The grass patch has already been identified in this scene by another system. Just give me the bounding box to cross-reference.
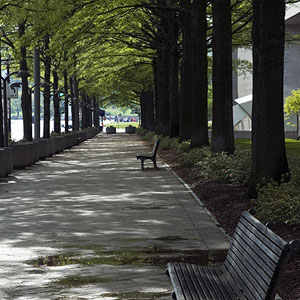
[54,275,112,288]
[235,138,300,158]
[27,246,209,268]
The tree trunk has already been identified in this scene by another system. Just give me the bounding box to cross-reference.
[87,96,91,127]
[168,5,180,138]
[140,91,146,129]
[64,68,69,133]
[179,0,192,142]
[146,90,155,131]
[19,22,32,142]
[0,48,4,147]
[154,1,170,136]
[53,70,60,134]
[152,57,159,133]
[93,97,99,128]
[248,0,289,198]
[81,91,87,129]
[73,76,80,131]
[211,0,234,153]
[190,0,209,148]
[70,77,76,132]
[43,35,51,139]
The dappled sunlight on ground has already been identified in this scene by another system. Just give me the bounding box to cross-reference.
[0,133,228,299]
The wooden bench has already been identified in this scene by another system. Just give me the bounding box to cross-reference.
[166,211,299,300]
[137,138,160,171]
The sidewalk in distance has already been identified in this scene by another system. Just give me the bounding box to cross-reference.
[0,133,229,299]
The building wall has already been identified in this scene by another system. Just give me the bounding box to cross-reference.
[234,38,300,133]
[236,48,253,98]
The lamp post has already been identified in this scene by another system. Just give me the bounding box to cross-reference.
[2,70,31,146]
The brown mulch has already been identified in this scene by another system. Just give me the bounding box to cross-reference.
[157,148,300,300]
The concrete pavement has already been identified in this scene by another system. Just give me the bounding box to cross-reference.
[0,133,230,299]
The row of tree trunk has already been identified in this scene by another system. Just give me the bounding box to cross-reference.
[0,27,100,145]
[140,0,289,197]
[141,0,232,152]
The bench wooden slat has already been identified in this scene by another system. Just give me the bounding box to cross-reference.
[179,263,204,299]
[201,266,233,300]
[230,230,276,277]
[225,253,262,300]
[233,226,281,265]
[167,262,189,300]
[239,218,284,255]
[230,240,272,286]
[194,264,221,299]
[240,211,286,249]
[220,265,248,300]
[209,267,237,300]
[186,263,211,299]
[166,211,296,300]
[226,247,267,297]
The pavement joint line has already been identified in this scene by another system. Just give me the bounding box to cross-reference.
[157,154,231,242]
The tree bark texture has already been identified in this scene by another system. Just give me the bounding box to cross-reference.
[73,76,80,131]
[248,0,289,197]
[190,0,209,148]
[152,57,159,133]
[70,77,76,132]
[43,35,51,139]
[87,95,92,127]
[93,97,99,128]
[19,22,32,142]
[53,70,61,134]
[211,0,234,154]
[153,1,170,136]
[64,69,69,133]
[140,90,155,131]
[81,91,87,129]
[168,3,180,138]
[179,0,192,142]
[0,49,4,147]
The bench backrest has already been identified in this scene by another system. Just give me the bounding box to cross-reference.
[152,139,160,156]
[223,211,292,300]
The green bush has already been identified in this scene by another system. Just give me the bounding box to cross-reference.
[255,161,300,224]
[136,128,156,140]
[256,181,300,224]
[180,147,209,166]
[159,136,179,151]
[177,141,191,154]
[193,146,251,185]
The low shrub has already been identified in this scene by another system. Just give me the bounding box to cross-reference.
[136,128,156,140]
[192,146,251,185]
[159,136,179,151]
[255,160,300,224]
[180,147,209,166]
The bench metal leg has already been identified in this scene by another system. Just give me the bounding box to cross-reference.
[152,158,157,168]
[171,291,177,300]
[140,159,145,171]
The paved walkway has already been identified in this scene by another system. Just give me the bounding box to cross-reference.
[0,133,230,300]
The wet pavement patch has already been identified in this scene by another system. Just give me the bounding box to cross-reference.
[54,275,112,288]
[100,291,171,299]
[155,236,188,241]
[28,246,209,267]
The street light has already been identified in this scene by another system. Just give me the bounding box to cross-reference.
[1,70,31,146]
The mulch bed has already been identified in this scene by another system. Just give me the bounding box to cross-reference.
[157,147,300,300]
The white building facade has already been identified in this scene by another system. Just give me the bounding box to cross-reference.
[233,3,300,138]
